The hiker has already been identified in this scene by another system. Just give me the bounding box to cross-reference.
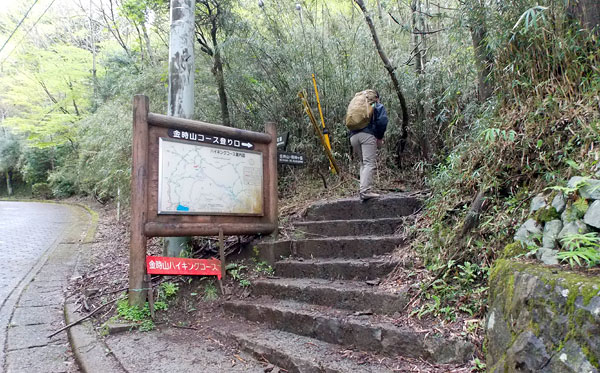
[347,89,388,201]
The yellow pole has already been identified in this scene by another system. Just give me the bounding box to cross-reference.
[311,74,335,174]
[298,91,340,175]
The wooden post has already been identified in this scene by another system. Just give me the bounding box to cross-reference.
[129,95,149,307]
[265,122,279,238]
[218,228,225,295]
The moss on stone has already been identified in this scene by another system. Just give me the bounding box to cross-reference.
[501,242,529,259]
[582,344,599,369]
[534,206,559,223]
[573,197,589,217]
[489,259,600,370]
[529,320,541,337]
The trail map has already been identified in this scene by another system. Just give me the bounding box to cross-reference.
[158,138,263,215]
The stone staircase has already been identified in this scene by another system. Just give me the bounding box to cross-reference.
[220,194,474,372]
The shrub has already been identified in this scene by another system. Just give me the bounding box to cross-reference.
[32,183,53,199]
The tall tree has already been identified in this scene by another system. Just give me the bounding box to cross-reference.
[0,127,21,195]
[164,0,195,258]
[465,0,493,102]
[567,0,600,33]
[195,0,230,126]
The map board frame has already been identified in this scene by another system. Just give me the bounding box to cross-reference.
[157,138,264,216]
[129,95,278,306]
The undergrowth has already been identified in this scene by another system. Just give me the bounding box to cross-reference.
[406,3,600,321]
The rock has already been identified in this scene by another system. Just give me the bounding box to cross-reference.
[584,200,600,229]
[530,194,547,213]
[552,193,566,213]
[548,340,599,373]
[561,206,579,223]
[264,364,275,372]
[558,220,590,241]
[365,278,381,286]
[106,322,138,335]
[505,330,550,372]
[486,308,513,364]
[487,260,600,372]
[83,288,99,297]
[540,249,558,265]
[542,219,562,249]
[568,176,600,200]
[514,219,542,247]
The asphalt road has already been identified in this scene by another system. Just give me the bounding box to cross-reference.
[0,201,80,372]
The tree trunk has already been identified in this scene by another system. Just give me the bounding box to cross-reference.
[567,0,600,34]
[354,0,409,163]
[411,0,424,120]
[142,24,155,64]
[471,25,493,102]
[211,22,230,126]
[165,0,195,257]
[5,170,12,196]
[468,0,493,102]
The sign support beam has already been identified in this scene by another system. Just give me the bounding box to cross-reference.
[130,95,150,307]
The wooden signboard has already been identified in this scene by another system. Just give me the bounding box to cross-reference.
[130,95,277,306]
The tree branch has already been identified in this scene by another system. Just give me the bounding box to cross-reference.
[354,0,409,147]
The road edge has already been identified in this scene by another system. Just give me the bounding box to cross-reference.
[61,203,126,373]
[64,302,125,373]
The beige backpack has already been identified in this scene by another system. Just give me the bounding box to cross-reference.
[345,89,378,131]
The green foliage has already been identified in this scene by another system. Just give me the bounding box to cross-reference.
[139,319,156,332]
[409,0,600,321]
[203,282,219,301]
[501,242,529,259]
[253,259,274,276]
[1,44,92,148]
[534,207,559,223]
[32,183,53,199]
[413,261,489,321]
[558,233,600,268]
[0,128,21,173]
[116,298,151,322]
[226,262,251,286]
[471,357,487,372]
[572,198,589,217]
[159,281,179,299]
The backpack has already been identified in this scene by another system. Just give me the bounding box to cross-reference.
[345,90,378,131]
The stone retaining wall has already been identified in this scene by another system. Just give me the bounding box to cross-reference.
[486,259,600,372]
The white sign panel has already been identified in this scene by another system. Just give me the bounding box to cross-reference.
[158,138,263,215]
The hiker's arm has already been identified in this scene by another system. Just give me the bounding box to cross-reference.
[373,104,388,139]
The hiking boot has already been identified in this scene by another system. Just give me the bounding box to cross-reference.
[360,192,381,201]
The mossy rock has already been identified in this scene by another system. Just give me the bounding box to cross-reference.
[534,206,559,223]
[501,241,530,259]
[573,197,589,217]
[487,259,600,370]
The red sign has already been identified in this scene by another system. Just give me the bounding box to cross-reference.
[146,256,222,279]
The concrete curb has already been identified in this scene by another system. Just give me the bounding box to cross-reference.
[64,303,125,373]
[59,202,125,372]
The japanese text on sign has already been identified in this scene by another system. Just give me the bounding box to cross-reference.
[146,256,222,279]
[278,151,305,165]
[168,128,254,150]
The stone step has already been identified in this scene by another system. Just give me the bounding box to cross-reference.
[304,194,421,221]
[223,299,474,364]
[213,319,392,373]
[258,236,403,263]
[253,277,408,315]
[293,218,404,237]
[274,257,397,281]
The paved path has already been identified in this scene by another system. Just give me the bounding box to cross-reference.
[0,201,90,373]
